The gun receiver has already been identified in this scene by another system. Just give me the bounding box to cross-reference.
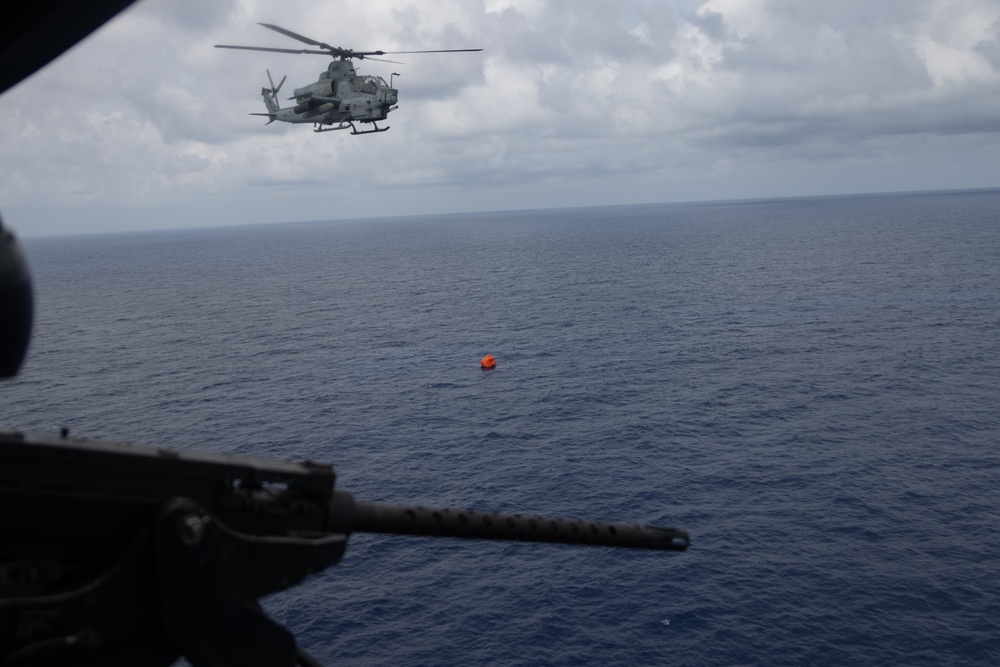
[1,429,688,666]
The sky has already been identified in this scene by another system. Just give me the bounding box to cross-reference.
[1,0,998,237]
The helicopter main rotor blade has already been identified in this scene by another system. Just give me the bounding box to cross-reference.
[361,56,406,65]
[257,22,333,50]
[215,44,332,55]
[381,49,484,54]
[217,23,483,61]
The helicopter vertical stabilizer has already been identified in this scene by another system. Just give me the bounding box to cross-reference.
[259,69,285,121]
[261,87,279,115]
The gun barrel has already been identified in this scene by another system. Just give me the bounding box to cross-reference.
[329,492,688,551]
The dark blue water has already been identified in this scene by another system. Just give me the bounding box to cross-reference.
[6,190,1000,665]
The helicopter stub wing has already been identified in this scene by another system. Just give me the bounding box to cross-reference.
[284,90,340,105]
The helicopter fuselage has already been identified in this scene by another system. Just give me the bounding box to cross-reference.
[259,60,398,132]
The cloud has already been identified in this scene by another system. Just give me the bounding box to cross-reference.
[1,0,998,236]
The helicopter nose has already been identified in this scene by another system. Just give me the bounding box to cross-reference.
[385,91,398,106]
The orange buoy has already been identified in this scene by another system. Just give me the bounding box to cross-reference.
[480,354,496,369]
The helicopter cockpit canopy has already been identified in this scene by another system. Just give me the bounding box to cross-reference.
[349,75,388,94]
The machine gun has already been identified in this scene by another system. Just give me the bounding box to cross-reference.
[0,429,689,666]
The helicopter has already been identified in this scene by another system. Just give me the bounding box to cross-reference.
[215,23,482,134]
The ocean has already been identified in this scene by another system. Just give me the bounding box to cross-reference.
[5,190,1000,665]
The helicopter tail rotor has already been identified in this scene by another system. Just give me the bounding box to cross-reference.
[266,68,286,97]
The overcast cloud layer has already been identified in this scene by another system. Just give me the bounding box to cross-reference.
[1,0,998,236]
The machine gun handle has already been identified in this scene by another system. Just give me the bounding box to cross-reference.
[328,492,690,551]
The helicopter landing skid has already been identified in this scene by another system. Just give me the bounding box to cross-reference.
[313,121,390,135]
[313,122,353,133]
[351,121,389,135]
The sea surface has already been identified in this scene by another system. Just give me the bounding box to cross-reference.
[6,190,1000,666]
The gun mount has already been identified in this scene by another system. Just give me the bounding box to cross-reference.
[1,429,689,666]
